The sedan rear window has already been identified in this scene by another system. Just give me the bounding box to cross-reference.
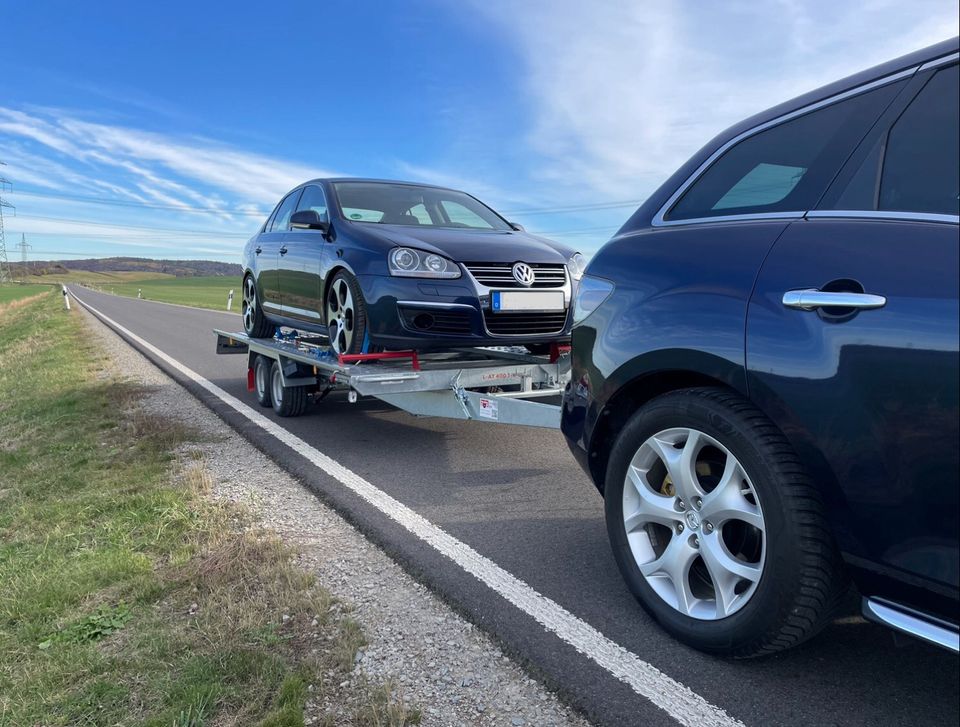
[333,182,511,230]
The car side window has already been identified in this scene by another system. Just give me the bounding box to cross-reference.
[879,65,959,215]
[666,81,905,221]
[269,190,301,232]
[296,185,328,220]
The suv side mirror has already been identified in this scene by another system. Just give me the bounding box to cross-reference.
[509,222,525,232]
[290,209,330,232]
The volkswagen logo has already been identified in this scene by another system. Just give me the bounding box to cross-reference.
[512,262,536,287]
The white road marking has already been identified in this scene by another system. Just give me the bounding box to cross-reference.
[71,290,743,727]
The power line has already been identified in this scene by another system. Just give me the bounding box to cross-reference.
[0,162,13,283]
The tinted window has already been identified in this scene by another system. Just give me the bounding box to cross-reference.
[296,185,328,219]
[667,82,903,221]
[269,190,301,232]
[880,65,959,215]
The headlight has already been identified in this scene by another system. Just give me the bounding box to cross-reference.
[572,275,614,324]
[568,252,587,281]
[388,247,461,279]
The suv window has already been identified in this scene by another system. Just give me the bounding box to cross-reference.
[296,185,328,219]
[269,190,302,232]
[880,65,959,215]
[666,81,904,221]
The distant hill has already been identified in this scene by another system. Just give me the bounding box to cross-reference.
[11,257,242,278]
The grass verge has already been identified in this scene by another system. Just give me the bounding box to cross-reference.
[0,295,419,726]
[0,284,55,305]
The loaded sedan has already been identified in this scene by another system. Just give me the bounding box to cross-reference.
[241,179,585,353]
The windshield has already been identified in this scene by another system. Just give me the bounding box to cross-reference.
[332,182,512,231]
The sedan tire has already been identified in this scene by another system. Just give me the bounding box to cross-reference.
[604,387,847,657]
[242,275,274,338]
[325,270,374,355]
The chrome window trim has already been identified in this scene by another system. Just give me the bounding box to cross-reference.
[918,51,959,72]
[395,301,476,310]
[807,210,960,225]
[652,66,919,228]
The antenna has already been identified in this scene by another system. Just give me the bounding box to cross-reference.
[0,162,14,284]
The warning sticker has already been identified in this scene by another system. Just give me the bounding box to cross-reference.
[477,397,498,420]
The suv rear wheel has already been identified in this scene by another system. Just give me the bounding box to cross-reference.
[604,387,846,657]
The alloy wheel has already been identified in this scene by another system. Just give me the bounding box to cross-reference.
[622,427,765,620]
[326,278,356,353]
[242,276,257,334]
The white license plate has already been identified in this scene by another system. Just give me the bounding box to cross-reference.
[491,290,565,312]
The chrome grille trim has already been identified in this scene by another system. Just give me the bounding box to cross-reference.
[464,262,568,289]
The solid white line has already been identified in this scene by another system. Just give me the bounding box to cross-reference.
[69,289,743,727]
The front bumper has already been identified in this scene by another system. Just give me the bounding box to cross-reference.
[358,274,574,349]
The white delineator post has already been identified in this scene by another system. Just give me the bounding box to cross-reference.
[61,285,71,311]
[227,289,234,311]
[138,288,142,299]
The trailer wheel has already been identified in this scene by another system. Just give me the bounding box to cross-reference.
[253,355,272,408]
[270,360,307,417]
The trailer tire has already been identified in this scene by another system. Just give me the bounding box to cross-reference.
[270,360,307,417]
[253,355,272,408]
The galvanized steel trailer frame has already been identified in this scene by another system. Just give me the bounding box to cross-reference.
[214,329,570,428]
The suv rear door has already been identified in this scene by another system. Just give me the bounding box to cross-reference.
[746,60,960,617]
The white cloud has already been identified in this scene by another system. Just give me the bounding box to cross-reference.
[467,0,959,198]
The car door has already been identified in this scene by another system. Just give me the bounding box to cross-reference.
[746,61,960,614]
[279,184,329,324]
[258,189,301,315]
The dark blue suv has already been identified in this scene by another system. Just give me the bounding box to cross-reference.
[561,38,959,657]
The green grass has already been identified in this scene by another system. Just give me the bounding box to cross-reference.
[88,275,243,311]
[0,295,419,726]
[0,284,55,304]
[24,271,175,285]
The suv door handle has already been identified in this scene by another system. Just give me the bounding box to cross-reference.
[782,289,886,311]
[279,246,288,256]
[254,246,262,255]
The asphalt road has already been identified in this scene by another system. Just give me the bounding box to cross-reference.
[70,286,959,727]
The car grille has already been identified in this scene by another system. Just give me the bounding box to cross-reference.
[483,310,569,336]
[464,262,567,289]
[399,306,473,334]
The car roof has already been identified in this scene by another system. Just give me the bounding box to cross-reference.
[302,178,464,192]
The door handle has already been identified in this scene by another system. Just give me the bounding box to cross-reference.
[255,246,262,255]
[279,246,288,256]
[782,289,886,311]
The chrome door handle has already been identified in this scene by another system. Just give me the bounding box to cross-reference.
[279,246,288,256]
[782,289,886,311]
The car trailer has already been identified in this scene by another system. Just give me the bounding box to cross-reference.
[214,328,571,428]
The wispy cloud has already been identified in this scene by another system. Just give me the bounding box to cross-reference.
[466,0,958,198]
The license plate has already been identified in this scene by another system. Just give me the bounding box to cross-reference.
[491,290,565,312]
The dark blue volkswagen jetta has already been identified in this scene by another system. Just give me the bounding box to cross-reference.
[241,179,584,353]
[562,38,959,657]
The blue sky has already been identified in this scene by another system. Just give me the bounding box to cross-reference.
[1,0,957,264]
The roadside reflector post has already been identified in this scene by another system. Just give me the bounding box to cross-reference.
[61,285,71,311]
[227,289,234,311]
[137,288,142,299]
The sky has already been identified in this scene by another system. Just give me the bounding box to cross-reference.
[0,0,957,264]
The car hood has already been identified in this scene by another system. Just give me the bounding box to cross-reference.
[360,224,575,263]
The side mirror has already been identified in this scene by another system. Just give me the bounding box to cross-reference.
[509,222,525,232]
[290,209,330,232]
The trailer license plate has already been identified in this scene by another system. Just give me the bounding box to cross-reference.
[491,291,565,312]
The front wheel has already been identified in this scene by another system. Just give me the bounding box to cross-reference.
[325,270,374,355]
[603,387,846,657]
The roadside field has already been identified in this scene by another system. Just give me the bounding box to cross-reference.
[91,275,243,311]
[0,295,418,725]
[0,284,55,304]
[24,271,175,285]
